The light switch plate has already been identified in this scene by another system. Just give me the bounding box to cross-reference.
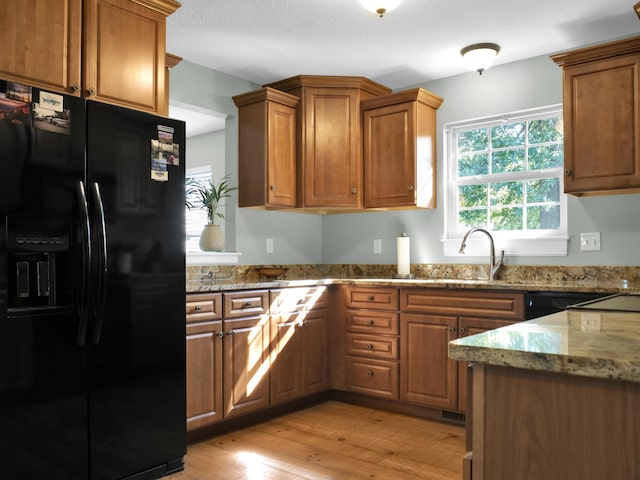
[373,239,382,254]
[580,232,601,251]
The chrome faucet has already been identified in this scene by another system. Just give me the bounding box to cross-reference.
[459,228,504,281]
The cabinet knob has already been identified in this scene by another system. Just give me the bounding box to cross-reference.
[216,331,224,337]
[87,87,96,96]
[270,185,277,191]
[71,84,81,93]
[227,331,234,336]
[366,344,373,350]
[459,327,465,334]
[194,305,202,312]
[408,185,414,191]
[366,370,373,377]
[448,326,456,333]
[367,319,374,326]
[565,169,572,176]
[351,188,357,194]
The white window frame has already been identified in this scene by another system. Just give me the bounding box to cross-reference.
[443,105,568,257]
[185,166,212,253]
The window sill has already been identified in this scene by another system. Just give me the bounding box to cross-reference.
[442,237,568,257]
[186,251,242,265]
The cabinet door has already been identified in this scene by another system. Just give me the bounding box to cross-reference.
[270,313,302,406]
[363,101,416,208]
[400,313,458,410]
[456,317,515,413]
[563,53,640,194]
[84,0,168,113]
[186,321,223,431]
[223,316,270,419]
[301,87,361,208]
[302,308,330,395]
[234,88,298,209]
[0,0,82,93]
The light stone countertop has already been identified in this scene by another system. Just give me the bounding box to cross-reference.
[186,276,640,294]
[449,308,640,383]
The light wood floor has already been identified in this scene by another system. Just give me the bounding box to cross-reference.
[170,401,465,480]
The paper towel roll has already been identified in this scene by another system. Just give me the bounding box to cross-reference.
[397,234,410,276]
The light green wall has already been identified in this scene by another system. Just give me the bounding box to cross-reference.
[172,61,323,263]
[172,57,640,266]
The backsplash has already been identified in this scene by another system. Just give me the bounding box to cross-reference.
[186,263,640,291]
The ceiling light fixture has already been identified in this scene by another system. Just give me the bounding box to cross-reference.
[360,0,401,17]
[460,43,501,75]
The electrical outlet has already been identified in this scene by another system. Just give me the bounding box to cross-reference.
[581,312,601,332]
[580,232,601,251]
[266,238,274,253]
[373,239,382,254]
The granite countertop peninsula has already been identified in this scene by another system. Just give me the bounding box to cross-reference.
[449,307,640,383]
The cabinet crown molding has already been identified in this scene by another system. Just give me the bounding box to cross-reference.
[130,0,181,16]
[264,75,392,97]
[360,87,444,111]
[551,35,640,67]
[233,86,300,108]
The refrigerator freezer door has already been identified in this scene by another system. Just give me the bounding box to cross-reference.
[86,101,186,479]
[0,81,90,479]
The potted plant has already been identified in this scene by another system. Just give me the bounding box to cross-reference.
[186,174,237,251]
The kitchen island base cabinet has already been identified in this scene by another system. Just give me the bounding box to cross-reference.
[470,364,640,480]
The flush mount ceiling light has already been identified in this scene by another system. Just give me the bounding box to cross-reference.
[460,43,501,75]
[360,0,401,17]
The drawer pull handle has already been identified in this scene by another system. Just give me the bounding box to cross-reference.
[367,320,374,326]
[366,370,373,377]
[216,331,224,337]
[367,296,375,301]
[244,302,253,308]
[448,326,456,333]
[194,305,202,312]
[366,344,373,350]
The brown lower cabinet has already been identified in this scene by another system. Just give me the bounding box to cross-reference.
[399,289,525,412]
[186,285,525,435]
[187,287,329,433]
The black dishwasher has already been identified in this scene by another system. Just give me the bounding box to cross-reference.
[525,291,612,319]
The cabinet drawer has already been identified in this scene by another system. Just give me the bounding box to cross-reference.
[345,310,399,334]
[401,289,525,320]
[345,286,399,310]
[346,356,399,400]
[186,293,223,323]
[270,286,328,314]
[223,290,269,318]
[346,333,398,360]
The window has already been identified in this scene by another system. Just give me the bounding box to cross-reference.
[444,105,568,256]
[185,166,211,252]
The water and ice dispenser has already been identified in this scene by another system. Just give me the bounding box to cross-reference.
[6,216,70,311]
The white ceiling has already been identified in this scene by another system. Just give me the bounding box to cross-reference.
[166,0,640,135]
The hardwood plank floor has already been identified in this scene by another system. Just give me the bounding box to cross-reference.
[170,401,465,480]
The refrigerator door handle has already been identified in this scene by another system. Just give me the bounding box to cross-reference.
[75,181,91,347]
[91,182,108,344]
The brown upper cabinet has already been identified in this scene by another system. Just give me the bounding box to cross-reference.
[233,87,299,209]
[361,88,443,209]
[552,36,640,196]
[1,0,180,115]
[264,75,392,211]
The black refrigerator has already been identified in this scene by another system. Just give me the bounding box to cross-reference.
[0,80,186,479]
